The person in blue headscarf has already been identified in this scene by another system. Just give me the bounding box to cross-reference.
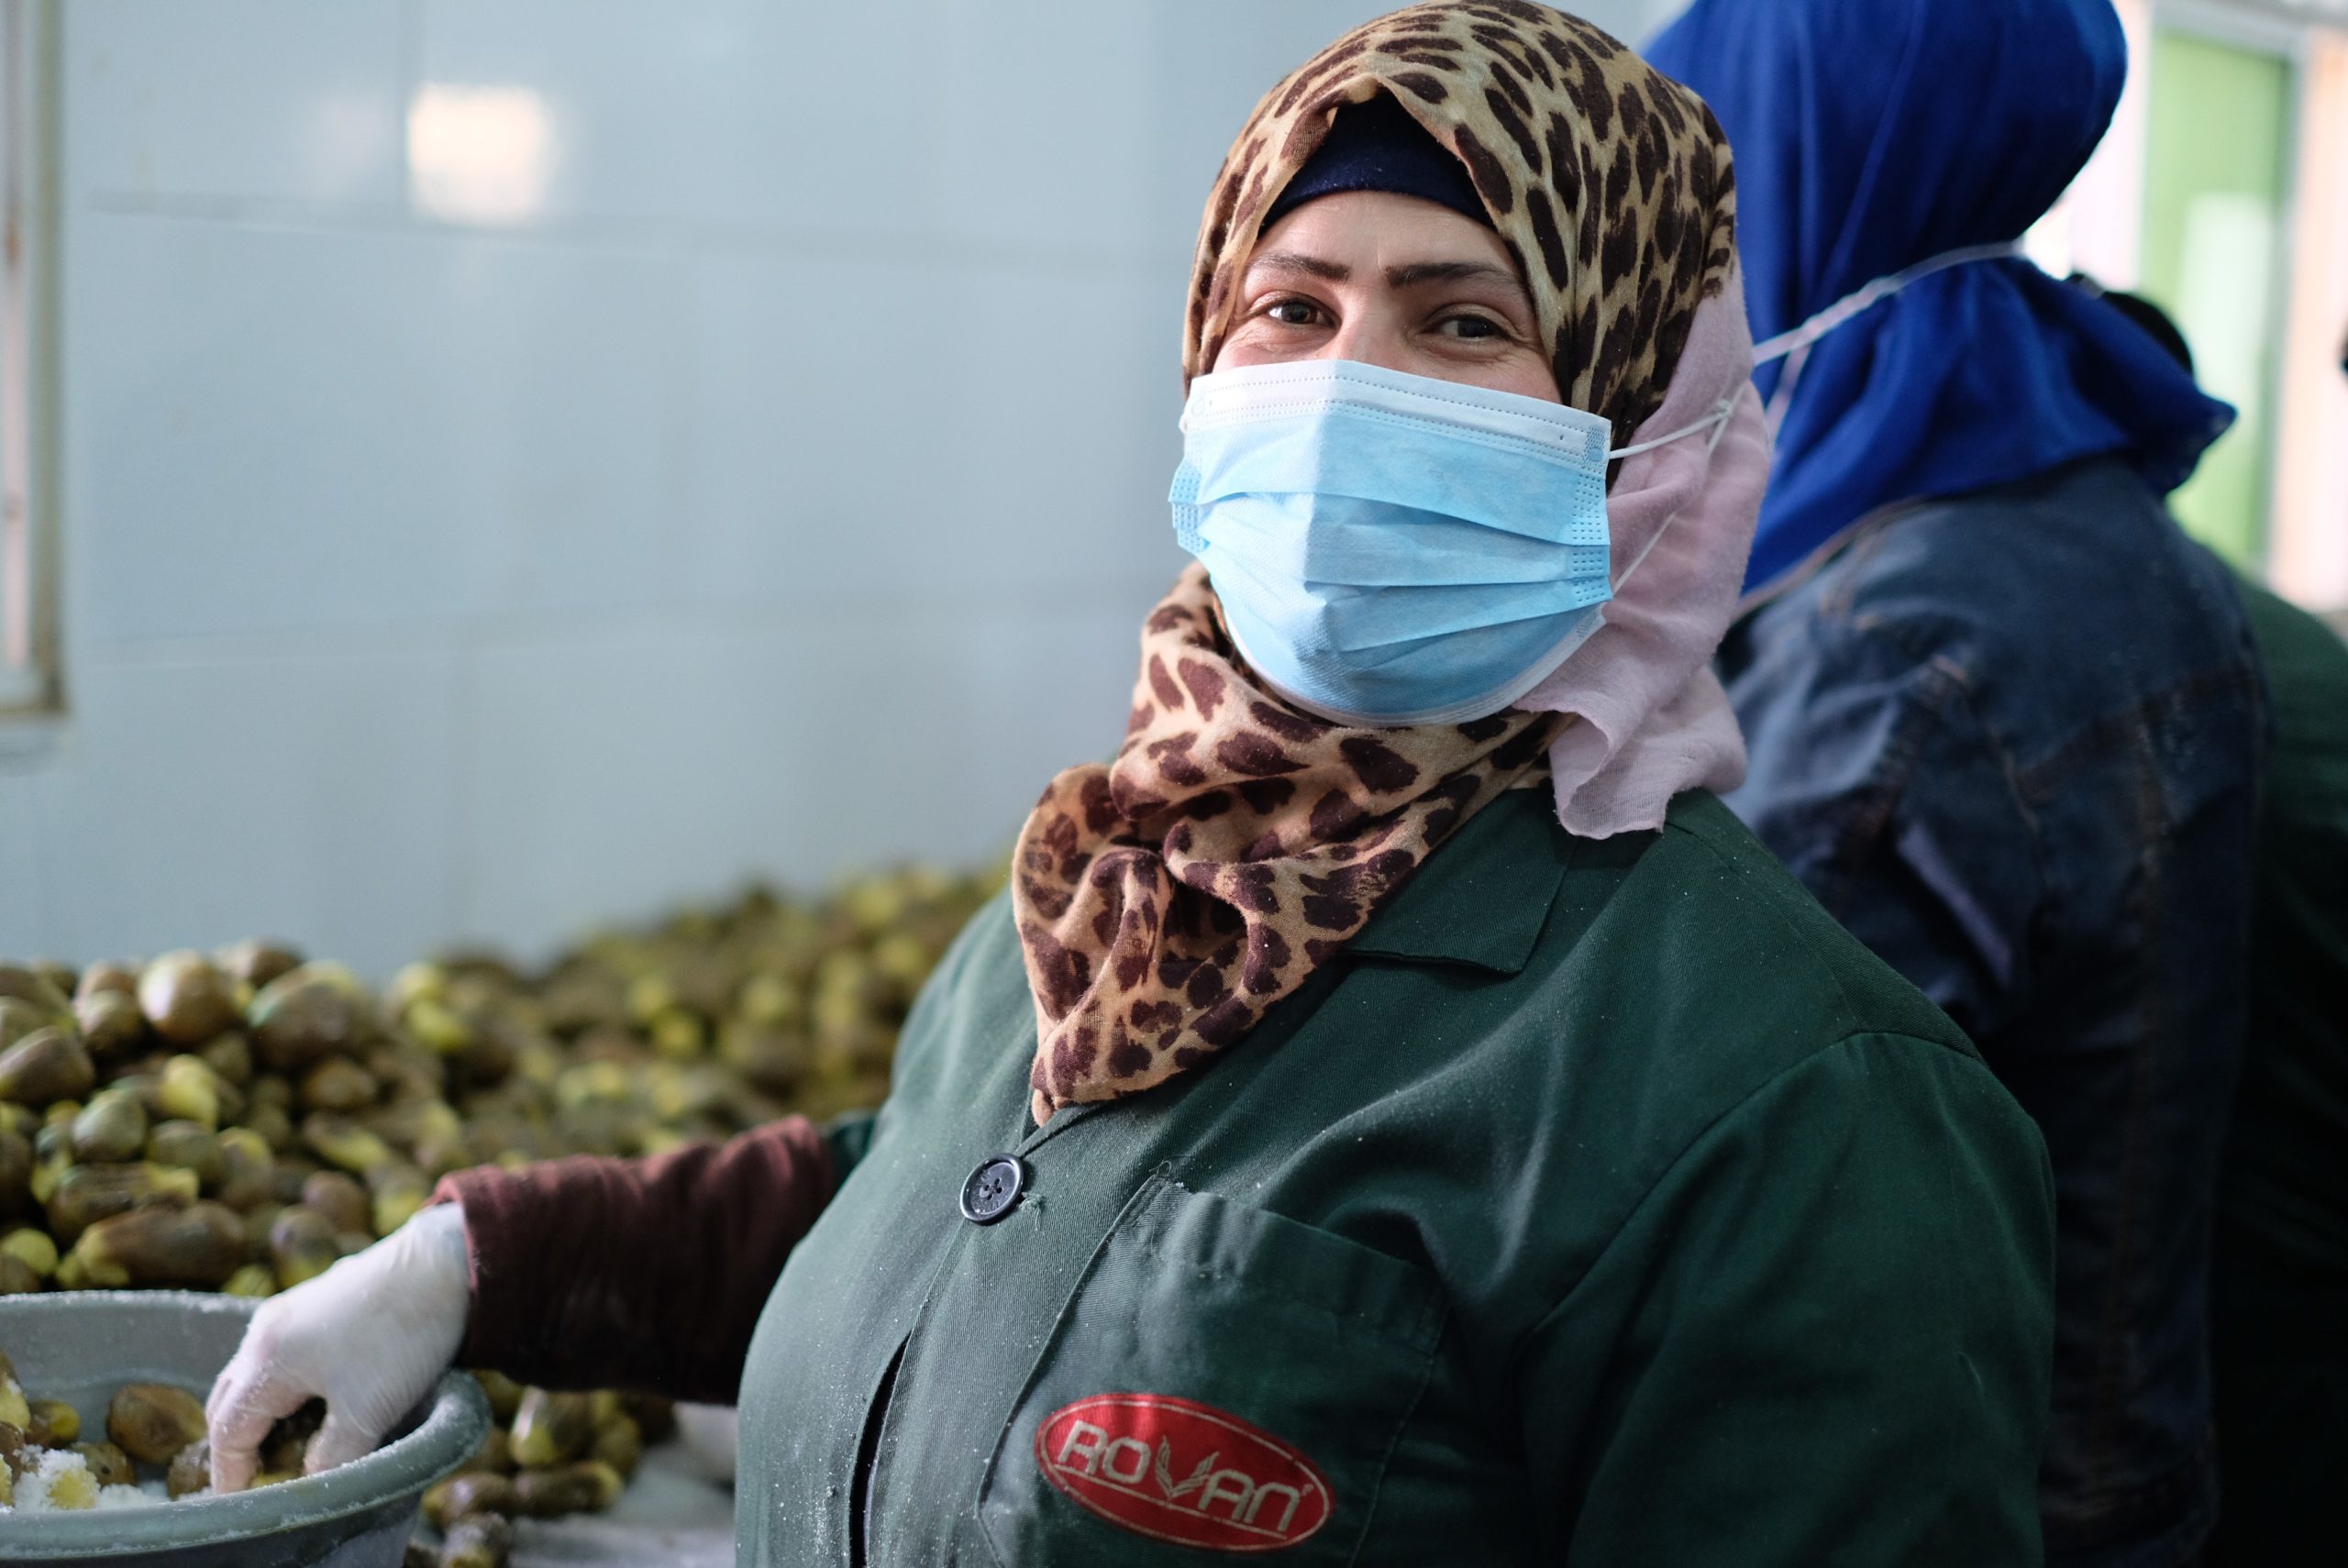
[1647,3,2268,1565]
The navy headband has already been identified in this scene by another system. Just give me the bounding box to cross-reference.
[1262,93,1492,233]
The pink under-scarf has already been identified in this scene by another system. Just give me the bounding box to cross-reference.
[1521,269,1771,838]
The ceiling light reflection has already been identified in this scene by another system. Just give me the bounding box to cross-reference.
[406,84,556,226]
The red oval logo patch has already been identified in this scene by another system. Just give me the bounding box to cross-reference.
[1034,1392,1334,1551]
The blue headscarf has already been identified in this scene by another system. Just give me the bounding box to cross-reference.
[1645,0,2235,592]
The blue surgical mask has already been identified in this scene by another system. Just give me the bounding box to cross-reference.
[1171,359,1729,727]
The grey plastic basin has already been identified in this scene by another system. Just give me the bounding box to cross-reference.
[0,1291,488,1567]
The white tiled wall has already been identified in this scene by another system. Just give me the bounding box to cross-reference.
[0,0,1678,977]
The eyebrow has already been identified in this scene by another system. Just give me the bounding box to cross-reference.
[1384,259,1523,293]
[1245,250,1527,299]
[1248,249,1353,282]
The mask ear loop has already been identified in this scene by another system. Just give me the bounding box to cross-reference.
[1703,391,1737,458]
[1763,341,1811,438]
[1607,394,1737,462]
[1749,238,2026,436]
[1603,393,1739,593]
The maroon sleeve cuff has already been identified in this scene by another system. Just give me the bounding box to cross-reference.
[434,1115,839,1403]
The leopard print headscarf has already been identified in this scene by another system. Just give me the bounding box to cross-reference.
[1188,0,1736,432]
[1014,1,1739,1122]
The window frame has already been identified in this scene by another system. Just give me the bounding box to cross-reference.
[0,0,58,721]
[2157,0,2348,610]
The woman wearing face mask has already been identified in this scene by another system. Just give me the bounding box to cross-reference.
[1647,4,2266,1566]
[205,6,2054,1562]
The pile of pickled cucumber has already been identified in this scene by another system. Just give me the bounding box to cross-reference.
[0,864,1001,1559]
[404,1375,664,1568]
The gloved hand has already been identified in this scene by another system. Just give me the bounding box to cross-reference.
[205,1202,471,1491]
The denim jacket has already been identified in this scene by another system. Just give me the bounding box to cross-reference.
[1718,457,2265,1568]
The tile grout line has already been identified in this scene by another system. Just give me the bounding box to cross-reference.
[73,188,1173,277]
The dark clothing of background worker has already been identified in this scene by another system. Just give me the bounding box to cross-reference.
[205,5,2060,1563]
[2205,578,2348,1567]
[2158,293,2348,1565]
[2056,279,2348,1566]
[1651,3,2264,1565]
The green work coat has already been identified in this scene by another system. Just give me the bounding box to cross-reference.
[739,788,2055,1565]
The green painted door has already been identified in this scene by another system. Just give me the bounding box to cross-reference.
[2138,28,2295,570]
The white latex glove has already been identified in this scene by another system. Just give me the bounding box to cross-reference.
[206,1203,471,1491]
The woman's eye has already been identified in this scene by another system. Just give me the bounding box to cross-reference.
[1437,313,1506,341]
[1266,298,1322,326]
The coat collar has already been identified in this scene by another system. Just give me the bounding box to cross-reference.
[1346,786,1582,977]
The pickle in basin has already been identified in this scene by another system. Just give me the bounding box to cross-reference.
[0,1255,38,1294]
[166,1437,211,1498]
[26,1397,77,1445]
[260,1398,324,1475]
[70,1441,132,1487]
[107,1382,207,1464]
[138,953,240,1047]
[0,1028,95,1108]
[35,1450,99,1508]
